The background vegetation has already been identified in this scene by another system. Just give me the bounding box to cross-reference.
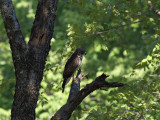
[0,0,160,119]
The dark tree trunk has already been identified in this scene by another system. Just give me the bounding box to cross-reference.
[0,0,58,119]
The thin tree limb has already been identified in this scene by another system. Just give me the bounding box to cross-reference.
[96,20,148,35]
[148,1,160,16]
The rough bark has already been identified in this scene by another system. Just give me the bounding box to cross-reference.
[51,72,125,120]
[0,0,58,119]
[67,69,88,102]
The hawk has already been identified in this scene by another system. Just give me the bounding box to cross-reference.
[62,48,86,93]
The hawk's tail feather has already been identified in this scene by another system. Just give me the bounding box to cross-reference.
[62,77,71,93]
[62,81,66,93]
[62,87,65,93]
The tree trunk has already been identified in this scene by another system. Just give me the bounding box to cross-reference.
[0,0,58,119]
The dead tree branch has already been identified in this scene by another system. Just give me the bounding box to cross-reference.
[67,69,88,102]
[51,71,125,120]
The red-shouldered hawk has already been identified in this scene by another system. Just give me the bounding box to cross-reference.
[62,48,86,93]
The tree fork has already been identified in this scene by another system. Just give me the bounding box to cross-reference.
[0,0,58,119]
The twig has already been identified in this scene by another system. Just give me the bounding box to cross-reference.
[44,63,65,72]
[96,20,148,35]
[148,1,160,16]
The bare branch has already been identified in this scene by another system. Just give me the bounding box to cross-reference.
[51,73,125,120]
[148,1,160,16]
[67,69,88,102]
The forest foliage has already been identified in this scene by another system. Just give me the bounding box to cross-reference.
[0,0,160,119]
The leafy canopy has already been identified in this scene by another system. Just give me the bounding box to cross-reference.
[0,0,160,119]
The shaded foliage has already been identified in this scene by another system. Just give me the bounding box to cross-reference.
[0,0,160,119]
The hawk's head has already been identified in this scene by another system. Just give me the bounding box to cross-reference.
[75,48,86,55]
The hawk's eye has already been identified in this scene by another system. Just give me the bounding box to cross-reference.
[81,51,86,55]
